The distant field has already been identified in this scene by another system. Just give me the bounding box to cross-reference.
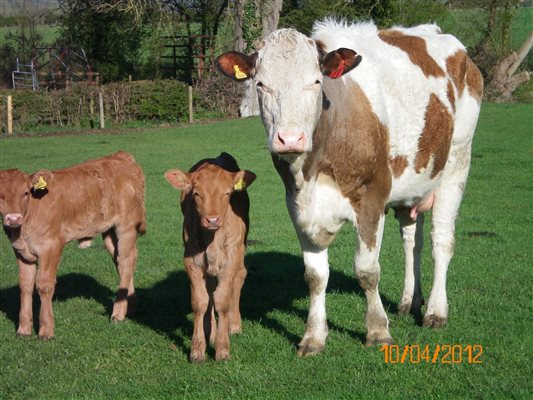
[0,24,60,47]
[0,104,531,399]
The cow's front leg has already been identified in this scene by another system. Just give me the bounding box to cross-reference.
[354,214,392,346]
[17,257,36,336]
[111,228,138,321]
[36,244,63,339]
[298,246,329,357]
[395,209,424,316]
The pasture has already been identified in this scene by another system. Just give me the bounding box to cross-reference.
[0,103,531,399]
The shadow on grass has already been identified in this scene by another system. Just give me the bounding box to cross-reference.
[0,251,397,356]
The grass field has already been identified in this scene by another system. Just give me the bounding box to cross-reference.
[0,103,532,399]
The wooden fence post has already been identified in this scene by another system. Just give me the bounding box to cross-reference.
[188,85,193,124]
[7,95,13,135]
[98,91,105,129]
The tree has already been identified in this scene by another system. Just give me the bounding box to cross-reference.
[58,0,145,82]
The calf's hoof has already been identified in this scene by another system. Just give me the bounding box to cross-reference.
[110,314,126,323]
[38,333,54,341]
[422,314,448,328]
[16,327,32,337]
[229,326,242,336]
[215,351,231,361]
[190,351,206,363]
[16,331,32,338]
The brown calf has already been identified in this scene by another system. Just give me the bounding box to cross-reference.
[165,152,256,362]
[0,151,146,339]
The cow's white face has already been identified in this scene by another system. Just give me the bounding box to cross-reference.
[254,31,323,159]
[216,29,362,163]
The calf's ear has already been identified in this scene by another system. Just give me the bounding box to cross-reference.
[321,48,362,79]
[30,170,53,191]
[164,169,191,191]
[216,51,258,81]
[233,170,256,191]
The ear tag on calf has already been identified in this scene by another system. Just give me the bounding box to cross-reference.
[233,65,247,79]
[34,176,47,190]
[234,178,246,191]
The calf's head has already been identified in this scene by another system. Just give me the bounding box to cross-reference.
[216,29,361,161]
[165,164,256,231]
[0,169,52,228]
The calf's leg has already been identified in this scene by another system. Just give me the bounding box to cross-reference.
[213,272,233,361]
[111,227,138,321]
[229,262,247,335]
[186,261,210,363]
[17,258,36,336]
[36,244,63,339]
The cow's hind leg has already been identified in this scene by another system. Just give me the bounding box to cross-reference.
[424,144,471,328]
[298,245,329,357]
[110,226,138,322]
[16,258,36,336]
[395,209,424,317]
[36,243,64,339]
[354,214,393,346]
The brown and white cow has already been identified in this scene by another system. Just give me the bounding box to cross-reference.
[0,151,146,339]
[217,20,483,356]
[165,152,256,362]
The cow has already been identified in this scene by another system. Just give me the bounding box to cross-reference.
[164,152,256,362]
[0,151,146,339]
[216,20,483,356]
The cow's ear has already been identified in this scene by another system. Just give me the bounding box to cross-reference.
[164,169,191,191]
[321,48,362,79]
[216,51,258,81]
[232,170,256,192]
[30,170,53,192]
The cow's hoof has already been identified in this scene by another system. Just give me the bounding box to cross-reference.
[397,297,424,316]
[190,351,206,363]
[229,326,242,336]
[365,333,393,347]
[297,339,325,357]
[16,331,32,338]
[422,314,448,328]
[37,334,54,341]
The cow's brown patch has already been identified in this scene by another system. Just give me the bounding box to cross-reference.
[389,155,408,178]
[414,94,453,178]
[379,30,445,78]
[447,80,456,112]
[303,79,391,249]
[466,57,483,102]
[445,50,467,97]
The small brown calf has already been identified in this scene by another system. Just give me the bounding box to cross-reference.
[165,152,256,362]
[0,151,146,339]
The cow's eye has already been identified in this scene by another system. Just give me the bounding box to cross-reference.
[315,80,321,85]
[23,191,29,197]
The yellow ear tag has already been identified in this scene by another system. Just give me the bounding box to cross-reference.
[234,178,246,191]
[34,176,47,190]
[233,64,247,79]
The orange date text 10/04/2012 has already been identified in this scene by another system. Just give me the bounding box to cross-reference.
[380,344,483,364]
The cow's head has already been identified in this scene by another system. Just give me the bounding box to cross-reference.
[165,164,256,231]
[216,28,362,161]
[0,169,52,228]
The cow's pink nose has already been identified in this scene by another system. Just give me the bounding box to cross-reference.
[274,131,305,154]
[4,213,23,227]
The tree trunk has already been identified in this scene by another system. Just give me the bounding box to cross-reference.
[490,31,533,102]
[234,0,246,52]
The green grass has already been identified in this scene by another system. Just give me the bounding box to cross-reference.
[0,24,60,46]
[0,104,532,399]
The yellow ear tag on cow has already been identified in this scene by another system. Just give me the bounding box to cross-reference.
[233,64,247,79]
[34,176,47,190]
[234,178,246,191]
